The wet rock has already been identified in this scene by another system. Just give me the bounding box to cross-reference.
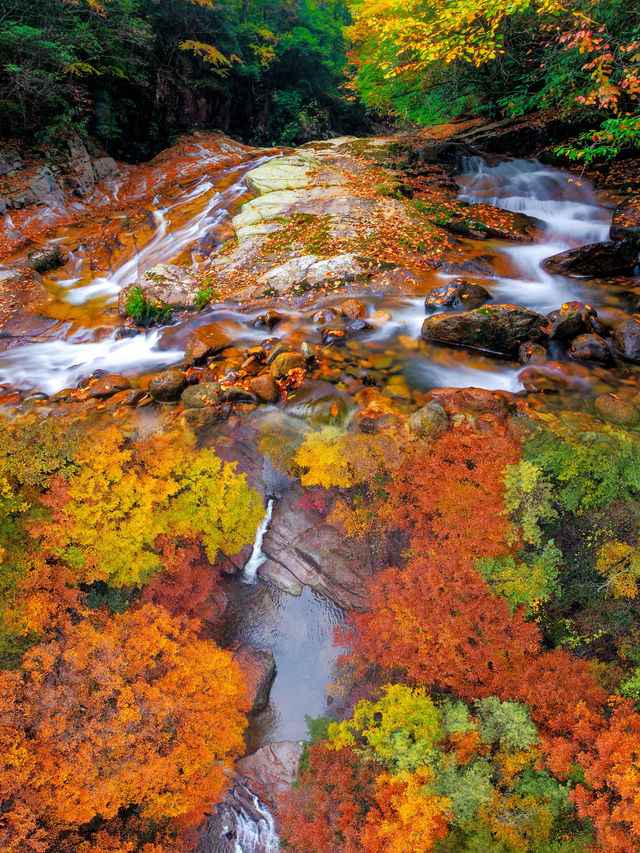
[148,369,187,402]
[254,309,283,330]
[265,341,292,364]
[230,643,276,712]
[184,323,232,365]
[595,394,640,427]
[250,374,280,403]
[180,382,221,408]
[610,196,640,243]
[345,318,372,333]
[548,302,595,340]
[320,327,346,345]
[312,307,340,324]
[222,384,258,404]
[424,278,490,312]
[30,243,68,273]
[181,407,223,428]
[421,304,548,356]
[300,341,315,362]
[519,341,547,365]
[114,325,141,340]
[542,240,639,277]
[92,156,119,182]
[568,333,611,364]
[285,380,350,426]
[341,298,366,320]
[240,354,264,375]
[87,374,131,399]
[269,351,306,379]
[520,362,591,393]
[118,263,200,315]
[408,401,448,436]
[613,317,640,362]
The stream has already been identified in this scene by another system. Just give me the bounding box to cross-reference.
[1,142,636,850]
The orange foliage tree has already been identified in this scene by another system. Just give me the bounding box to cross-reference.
[0,603,248,852]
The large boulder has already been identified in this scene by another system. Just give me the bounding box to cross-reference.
[421,304,548,356]
[230,642,276,712]
[237,741,304,804]
[118,263,200,315]
[610,196,640,243]
[30,243,69,273]
[542,240,639,277]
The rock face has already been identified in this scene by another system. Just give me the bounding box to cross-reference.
[258,253,369,294]
[0,266,52,345]
[259,485,376,608]
[421,304,548,356]
[610,196,640,243]
[542,241,639,277]
[424,278,490,312]
[230,643,276,711]
[613,317,640,362]
[118,263,200,315]
[237,741,304,805]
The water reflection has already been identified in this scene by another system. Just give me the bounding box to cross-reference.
[222,580,345,752]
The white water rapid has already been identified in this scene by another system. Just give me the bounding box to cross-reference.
[242,498,275,584]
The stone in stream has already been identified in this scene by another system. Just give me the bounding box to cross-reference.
[118,263,200,315]
[568,333,612,365]
[269,351,306,379]
[285,380,350,426]
[86,374,131,399]
[30,243,69,273]
[519,362,592,393]
[181,407,222,428]
[424,278,490,313]
[312,307,340,325]
[250,374,280,403]
[340,298,367,320]
[230,643,276,712]
[610,196,640,243]
[148,369,187,402]
[595,394,640,427]
[519,341,547,365]
[613,317,640,362]
[408,401,449,437]
[542,240,639,277]
[254,309,283,330]
[421,304,548,357]
[183,323,232,365]
[180,382,221,408]
[547,302,596,341]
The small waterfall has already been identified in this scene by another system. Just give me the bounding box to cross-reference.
[242,498,274,583]
[199,781,280,853]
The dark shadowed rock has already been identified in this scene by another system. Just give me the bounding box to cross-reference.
[30,243,69,273]
[613,317,640,362]
[519,341,547,365]
[569,333,611,364]
[424,278,490,313]
[547,302,596,340]
[542,241,639,277]
[610,196,640,243]
[421,304,548,356]
[148,369,187,401]
[230,643,276,712]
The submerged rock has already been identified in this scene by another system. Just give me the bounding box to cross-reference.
[421,304,548,356]
[408,401,449,436]
[180,382,221,408]
[424,278,490,312]
[595,394,640,427]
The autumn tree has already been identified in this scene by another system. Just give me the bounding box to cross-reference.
[0,603,248,852]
